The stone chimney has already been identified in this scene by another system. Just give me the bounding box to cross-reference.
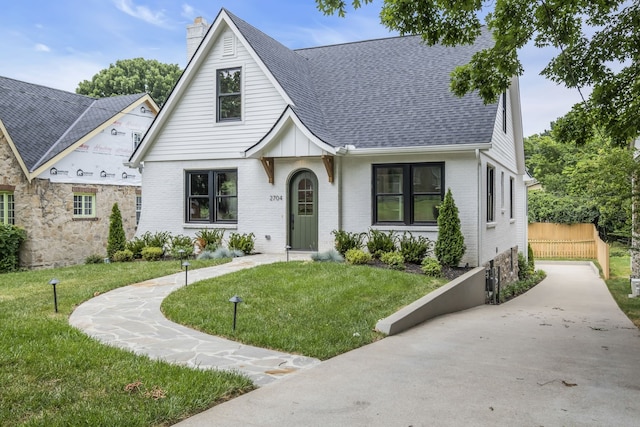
[186,17,210,62]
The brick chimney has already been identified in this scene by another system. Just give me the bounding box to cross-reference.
[186,17,210,61]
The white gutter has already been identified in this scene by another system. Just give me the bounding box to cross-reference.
[342,143,492,156]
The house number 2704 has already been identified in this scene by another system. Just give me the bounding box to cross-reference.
[270,195,283,201]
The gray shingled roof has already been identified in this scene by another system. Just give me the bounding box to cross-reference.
[0,75,145,172]
[225,9,498,149]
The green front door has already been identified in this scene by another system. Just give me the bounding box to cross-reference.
[289,170,318,250]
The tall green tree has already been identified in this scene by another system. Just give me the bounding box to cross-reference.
[77,58,182,106]
[435,189,466,267]
[316,0,639,145]
[107,203,126,259]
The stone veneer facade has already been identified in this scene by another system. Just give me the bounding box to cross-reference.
[1,134,139,268]
[484,246,520,288]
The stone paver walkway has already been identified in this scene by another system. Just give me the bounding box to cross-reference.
[69,254,321,386]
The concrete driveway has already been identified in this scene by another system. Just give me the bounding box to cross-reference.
[175,261,640,426]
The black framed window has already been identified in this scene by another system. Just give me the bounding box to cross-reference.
[217,68,241,121]
[509,177,515,219]
[373,163,444,225]
[487,165,495,222]
[186,170,237,223]
[502,91,507,133]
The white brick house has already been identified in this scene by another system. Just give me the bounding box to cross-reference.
[128,9,527,271]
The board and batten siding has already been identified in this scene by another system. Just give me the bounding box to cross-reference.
[487,89,518,174]
[143,28,287,162]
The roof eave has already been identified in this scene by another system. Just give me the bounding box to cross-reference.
[339,143,492,156]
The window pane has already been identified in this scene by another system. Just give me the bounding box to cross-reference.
[414,194,441,222]
[377,195,403,222]
[0,194,4,224]
[218,69,241,93]
[413,165,441,193]
[8,194,13,224]
[216,197,237,221]
[217,172,237,196]
[190,174,209,196]
[84,196,92,215]
[376,167,403,194]
[189,198,209,221]
[219,96,241,120]
[74,195,82,215]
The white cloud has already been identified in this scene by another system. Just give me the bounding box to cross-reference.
[182,4,196,19]
[113,0,169,28]
[34,43,51,52]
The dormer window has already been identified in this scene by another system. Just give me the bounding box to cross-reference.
[217,67,241,122]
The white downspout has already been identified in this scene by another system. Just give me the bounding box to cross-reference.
[476,148,482,267]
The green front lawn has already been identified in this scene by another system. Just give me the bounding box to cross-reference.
[0,259,253,427]
[162,261,447,360]
[605,245,640,328]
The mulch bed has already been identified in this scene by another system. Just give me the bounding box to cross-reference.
[368,258,473,281]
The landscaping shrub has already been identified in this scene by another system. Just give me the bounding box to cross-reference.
[0,224,26,273]
[141,246,164,261]
[170,234,194,259]
[228,232,255,254]
[380,251,405,270]
[142,231,171,251]
[107,203,126,258]
[126,237,147,259]
[84,254,104,264]
[311,249,344,262]
[199,247,244,259]
[398,231,432,264]
[421,257,442,277]
[527,243,535,272]
[345,248,372,265]
[435,188,466,267]
[112,249,134,262]
[195,229,225,252]
[366,229,396,258]
[331,229,366,255]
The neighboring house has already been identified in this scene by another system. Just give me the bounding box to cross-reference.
[129,9,527,280]
[0,76,158,268]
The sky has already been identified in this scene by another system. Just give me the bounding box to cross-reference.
[0,0,590,137]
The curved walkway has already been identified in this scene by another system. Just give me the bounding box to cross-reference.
[69,253,321,386]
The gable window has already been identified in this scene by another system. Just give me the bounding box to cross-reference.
[0,191,15,225]
[73,193,96,219]
[217,68,241,122]
[186,170,237,223]
[373,163,444,225]
[487,165,495,223]
[132,132,142,150]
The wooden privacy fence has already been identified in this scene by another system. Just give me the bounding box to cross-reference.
[528,223,609,279]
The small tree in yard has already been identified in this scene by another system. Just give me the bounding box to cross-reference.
[435,188,466,267]
[107,203,126,259]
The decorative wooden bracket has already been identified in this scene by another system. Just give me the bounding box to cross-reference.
[322,155,334,183]
[260,157,275,184]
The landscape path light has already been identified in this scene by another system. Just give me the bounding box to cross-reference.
[285,245,291,262]
[182,261,190,286]
[229,295,243,331]
[178,249,186,267]
[49,278,59,313]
